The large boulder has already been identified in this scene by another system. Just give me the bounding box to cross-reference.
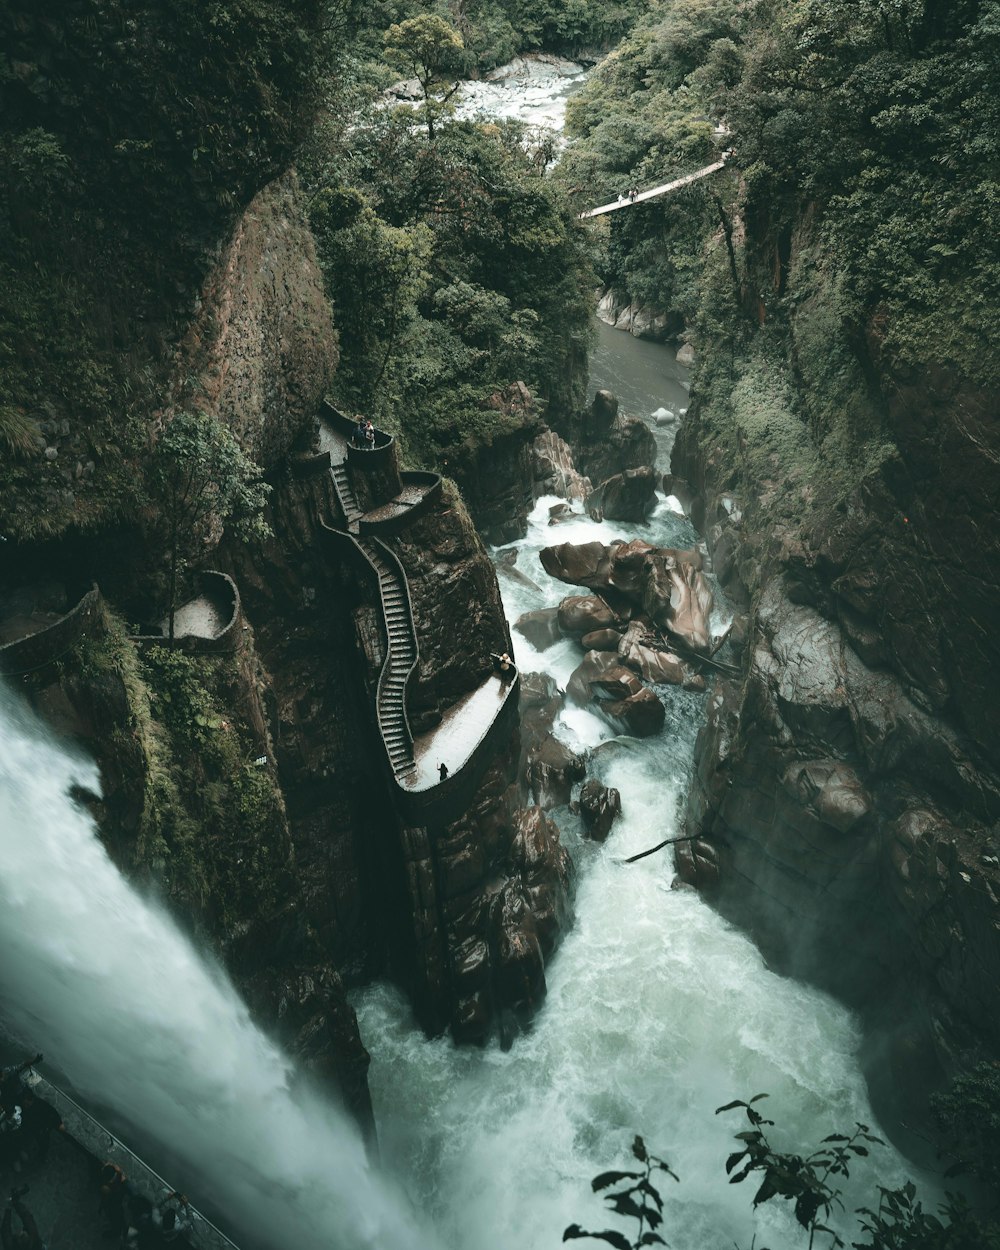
[600,687,665,737]
[531,429,592,501]
[588,466,658,523]
[618,622,695,686]
[509,805,573,957]
[643,554,714,652]
[527,734,587,808]
[515,606,562,650]
[540,541,614,588]
[578,779,622,842]
[519,671,564,748]
[581,627,623,652]
[557,594,619,637]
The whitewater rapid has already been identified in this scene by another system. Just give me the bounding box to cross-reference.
[0,688,430,1250]
[354,493,923,1249]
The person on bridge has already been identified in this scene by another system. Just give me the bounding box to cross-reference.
[0,1058,40,1117]
[354,417,366,447]
[97,1162,129,1239]
[17,1092,63,1166]
[2,1190,42,1250]
[151,1189,192,1244]
[363,419,375,448]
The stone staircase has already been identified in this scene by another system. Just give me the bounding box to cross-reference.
[331,460,363,527]
[360,538,417,778]
[327,448,417,779]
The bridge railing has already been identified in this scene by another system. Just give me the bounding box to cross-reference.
[25,1071,239,1250]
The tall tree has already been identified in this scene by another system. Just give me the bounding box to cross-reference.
[384,14,466,140]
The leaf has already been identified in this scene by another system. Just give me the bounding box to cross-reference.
[583,1231,632,1250]
[749,1093,770,1104]
[632,1135,648,1163]
[638,1179,664,1211]
[591,1171,641,1192]
[729,1163,754,1185]
[608,1195,645,1223]
[822,1134,850,1142]
[726,1151,748,1175]
[638,1235,665,1247]
[848,1145,868,1157]
[716,1100,747,1114]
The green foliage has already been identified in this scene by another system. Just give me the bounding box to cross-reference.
[557,1,741,319]
[384,14,466,138]
[0,1,328,540]
[571,1096,1000,1250]
[136,646,291,933]
[149,410,270,638]
[718,1094,885,1247]
[564,1135,677,1250]
[301,111,594,464]
[930,1062,1000,1196]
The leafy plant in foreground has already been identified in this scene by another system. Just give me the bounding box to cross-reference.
[564,1134,678,1250]
[717,1094,884,1248]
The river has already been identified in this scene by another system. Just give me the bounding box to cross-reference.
[0,53,926,1250]
[351,57,923,1250]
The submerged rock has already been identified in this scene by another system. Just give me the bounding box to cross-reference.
[587,466,658,523]
[527,734,587,808]
[515,606,562,650]
[579,779,622,842]
[600,687,665,737]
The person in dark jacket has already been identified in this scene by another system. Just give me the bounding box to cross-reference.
[2,1192,42,1250]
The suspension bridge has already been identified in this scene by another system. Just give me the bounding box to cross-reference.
[579,156,732,220]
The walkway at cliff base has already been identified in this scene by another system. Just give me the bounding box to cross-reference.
[317,409,519,821]
[579,157,729,219]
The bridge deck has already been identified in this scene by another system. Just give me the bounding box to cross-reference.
[579,159,726,219]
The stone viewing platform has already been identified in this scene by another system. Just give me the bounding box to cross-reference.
[129,570,242,654]
[0,582,100,677]
[315,402,443,534]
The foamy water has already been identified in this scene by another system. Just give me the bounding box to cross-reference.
[0,689,431,1250]
[354,494,925,1249]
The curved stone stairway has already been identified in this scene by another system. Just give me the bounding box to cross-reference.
[360,537,417,778]
[327,453,418,779]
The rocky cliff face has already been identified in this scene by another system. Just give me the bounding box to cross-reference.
[672,322,1000,1102]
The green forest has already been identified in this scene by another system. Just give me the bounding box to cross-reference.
[2,2,1000,1245]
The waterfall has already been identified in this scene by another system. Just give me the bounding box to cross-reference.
[0,686,431,1250]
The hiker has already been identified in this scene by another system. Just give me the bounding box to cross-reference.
[354,417,366,447]
[629,185,638,202]
[364,419,375,448]
[151,1190,192,1244]
[0,1105,22,1171]
[17,1092,63,1166]
[2,1189,42,1250]
[0,1058,39,1117]
[438,762,449,781]
[97,1162,129,1239]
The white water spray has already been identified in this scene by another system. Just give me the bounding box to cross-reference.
[0,687,431,1250]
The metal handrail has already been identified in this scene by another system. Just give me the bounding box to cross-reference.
[24,1071,239,1250]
